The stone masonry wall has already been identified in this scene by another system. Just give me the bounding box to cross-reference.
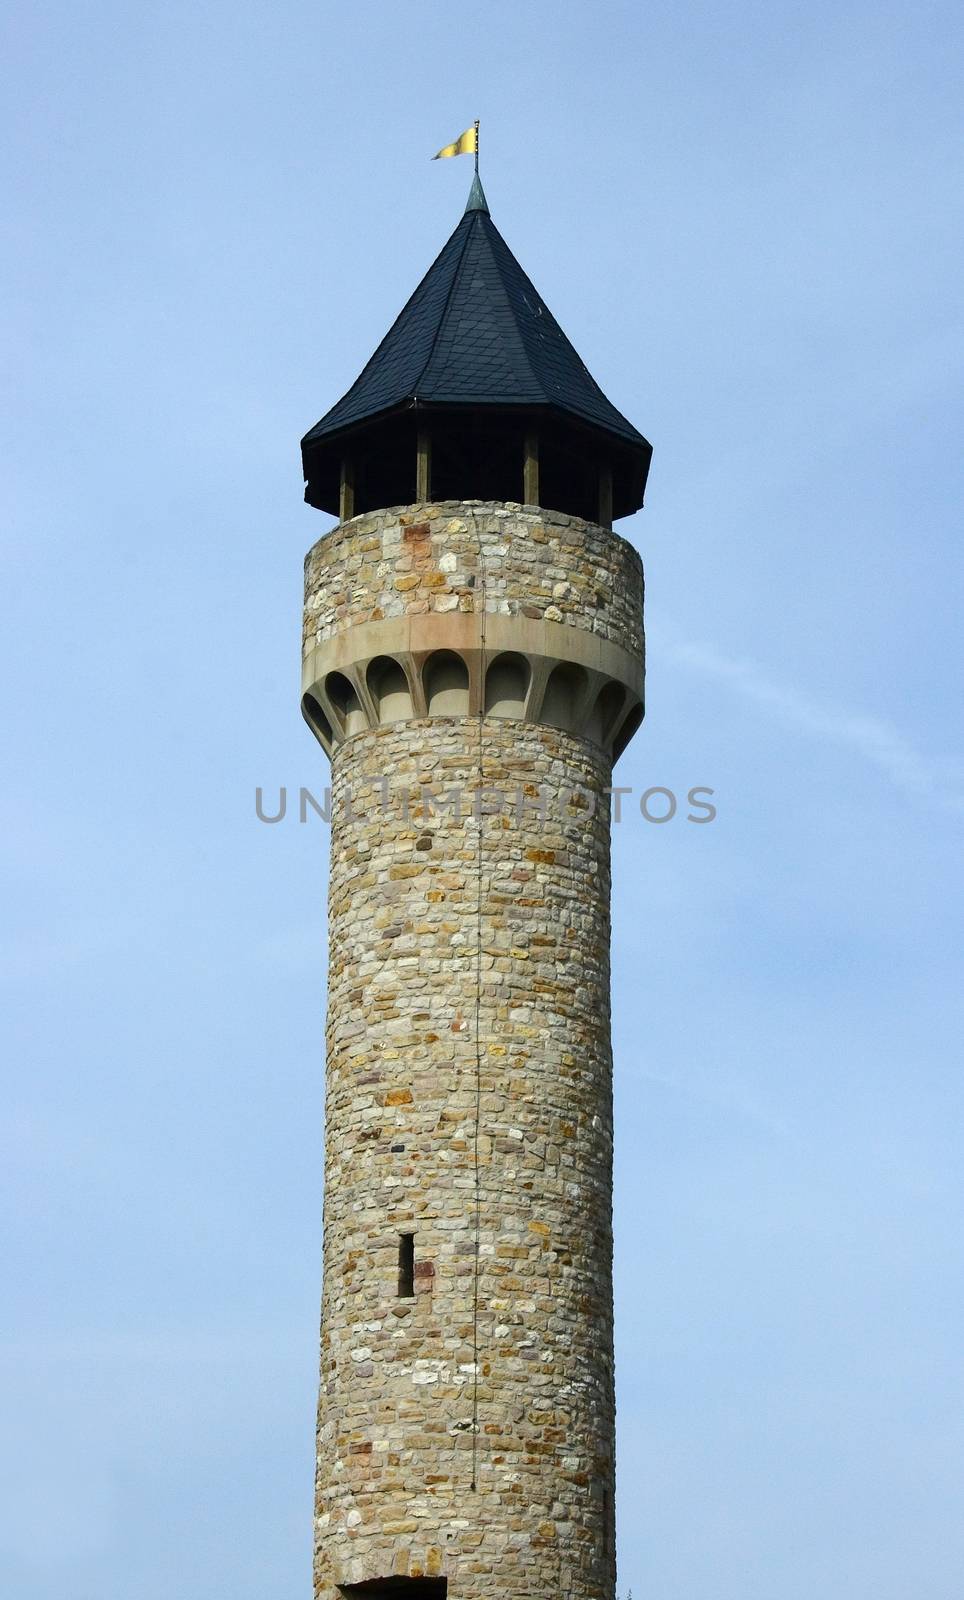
[303,501,644,661]
[316,717,617,1600]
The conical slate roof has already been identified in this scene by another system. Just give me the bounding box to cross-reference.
[302,184,648,454]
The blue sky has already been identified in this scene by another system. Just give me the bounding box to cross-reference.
[2,2,963,1596]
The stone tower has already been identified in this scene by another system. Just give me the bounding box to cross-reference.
[300,175,652,1600]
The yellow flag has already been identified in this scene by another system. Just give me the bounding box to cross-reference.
[432,125,477,160]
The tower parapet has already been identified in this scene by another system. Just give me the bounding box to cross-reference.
[302,501,644,765]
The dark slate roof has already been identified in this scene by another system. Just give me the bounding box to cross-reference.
[302,183,647,451]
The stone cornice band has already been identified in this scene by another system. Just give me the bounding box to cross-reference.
[301,611,644,761]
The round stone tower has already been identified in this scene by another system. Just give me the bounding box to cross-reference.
[300,177,651,1600]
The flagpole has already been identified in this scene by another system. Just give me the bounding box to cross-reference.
[474,119,480,177]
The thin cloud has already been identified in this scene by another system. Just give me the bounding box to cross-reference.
[662,636,963,812]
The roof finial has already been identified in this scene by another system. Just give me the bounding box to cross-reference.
[464,119,488,213]
[464,170,489,215]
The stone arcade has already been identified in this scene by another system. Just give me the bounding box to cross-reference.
[299,174,652,1600]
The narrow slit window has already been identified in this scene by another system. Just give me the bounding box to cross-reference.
[398,1232,415,1298]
